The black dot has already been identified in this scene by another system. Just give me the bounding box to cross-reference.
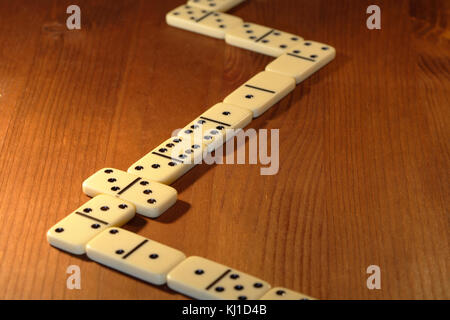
[185,149,193,154]
[185,129,193,134]
[204,136,212,140]
[195,269,204,275]
[173,138,182,143]
[230,274,239,279]
[246,30,253,34]
[291,37,299,41]
[149,254,159,259]
[151,164,160,169]
[190,17,195,20]
[111,186,120,191]
[91,224,100,229]
[109,229,118,234]
[210,3,216,6]
[55,227,64,233]
[322,47,329,50]
[211,130,219,135]
[216,125,225,130]
[243,24,250,28]
[262,39,269,43]
[168,162,177,167]
[310,54,318,58]
[147,199,156,204]
[104,169,113,174]
[173,12,179,15]
[249,36,256,40]
[215,287,224,292]
[234,285,244,291]
[107,178,116,182]
[276,290,286,296]
[274,32,281,36]
[179,154,187,159]
[198,120,206,124]
[83,208,92,213]
[118,204,128,209]
[166,143,175,148]
[100,206,109,211]
[238,296,247,300]
[216,19,222,22]
[219,25,226,28]
[254,282,263,288]
[140,181,149,186]
[116,249,124,255]
[187,11,193,14]
[293,50,300,54]
[304,42,311,46]
[191,124,199,129]
[135,166,143,170]
[280,44,287,48]
[222,111,231,115]
[159,148,168,153]
[143,189,152,194]
[245,94,254,99]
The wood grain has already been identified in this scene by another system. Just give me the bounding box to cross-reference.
[0,0,448,299]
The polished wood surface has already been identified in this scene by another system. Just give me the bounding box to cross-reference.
[0,0,448,299]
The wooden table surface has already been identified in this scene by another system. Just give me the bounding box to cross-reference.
[0,0,448,300]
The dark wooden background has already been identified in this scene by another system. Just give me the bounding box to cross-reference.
[0,0,448,299]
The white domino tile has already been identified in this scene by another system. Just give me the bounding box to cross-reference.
[259,287,316,300]
[188,0,245,12]
[167,256,271,300]
[47,195,135,255]
[225,22,303,57]
[86,227,186,285]
[166,4,243,39]
[128,136,206,185]
[82,168,177,218]
[266,40,336,84]
[178,102,252,152]
[224,71,295,117]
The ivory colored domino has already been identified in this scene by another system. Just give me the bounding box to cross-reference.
[82,168,177,218]
[166,4,243,39]
[225,22,303,57]
[167,256,271,300]
[47,195,135,255]
[128,136,205,185]
[86,228,186,285]
[223,71,295,118]
[266,40,336,84]
[188,0,245,12]
[259,287,316,300]
[178,102,252,152]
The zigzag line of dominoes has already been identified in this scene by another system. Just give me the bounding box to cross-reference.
[47,0,335,300]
